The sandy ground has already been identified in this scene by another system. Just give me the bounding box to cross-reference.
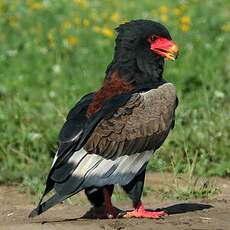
[1,173,230,230]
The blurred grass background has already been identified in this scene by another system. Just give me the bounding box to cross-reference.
[0,0,229,196]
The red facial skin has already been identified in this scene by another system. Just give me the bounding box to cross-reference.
[148,36,178,60]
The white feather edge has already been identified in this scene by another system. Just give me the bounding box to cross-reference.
[53,148,153,196]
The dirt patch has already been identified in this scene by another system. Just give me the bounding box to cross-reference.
[1,173,230,230]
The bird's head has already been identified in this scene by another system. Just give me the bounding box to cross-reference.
[108,20,179,81]
[116,20,178,60]
[115,19,178,61]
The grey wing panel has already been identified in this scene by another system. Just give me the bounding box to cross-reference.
[30,149,152,217]
[53,149,153,196]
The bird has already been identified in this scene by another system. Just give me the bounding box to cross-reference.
[29,19,179,219]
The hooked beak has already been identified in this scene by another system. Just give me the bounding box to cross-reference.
[149,37,179,61]
[164,44,179,61]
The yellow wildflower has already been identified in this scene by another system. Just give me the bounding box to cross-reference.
[160,15,168,23]
[27,0,45,10]
[47,31,56,48]
[180,16,191,24]
[83,19,90,27]
[93,26,101,33]
[173,8,181,16]
[74,0,88,8]
[101,27,114,38]
[9,16,18,27]
[62,20,72,30]
[159,6,168,14]
[74,16,81,25]
[67,36,78,46]
[180,24,190,32]
[110,12,121,23]
[221,23,230,32]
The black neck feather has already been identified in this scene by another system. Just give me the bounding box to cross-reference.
[105,36,165,87]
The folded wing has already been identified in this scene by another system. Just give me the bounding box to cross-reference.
[29,83,177,217]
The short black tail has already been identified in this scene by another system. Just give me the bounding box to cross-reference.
[28,193,67,218]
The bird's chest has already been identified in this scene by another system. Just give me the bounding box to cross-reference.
[87,73,134,117]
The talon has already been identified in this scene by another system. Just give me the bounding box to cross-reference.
[117,211,127,218]
[107,213,114,219]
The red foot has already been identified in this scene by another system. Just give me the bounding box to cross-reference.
[124,202,166,219]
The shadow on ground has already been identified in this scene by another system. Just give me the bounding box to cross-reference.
[160,202,213,215]
[38,202,213,224]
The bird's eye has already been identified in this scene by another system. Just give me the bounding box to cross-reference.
[150,35,157,42]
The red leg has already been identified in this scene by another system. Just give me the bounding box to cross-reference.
[103,188,119,218]
[124,201,166,219]
[92,188,120,219]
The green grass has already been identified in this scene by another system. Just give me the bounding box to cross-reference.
[153,175,220,200]
[0,0,229,198]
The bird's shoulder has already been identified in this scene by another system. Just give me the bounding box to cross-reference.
[84,82,177,155]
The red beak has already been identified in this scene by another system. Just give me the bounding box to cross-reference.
[149,37,179,61]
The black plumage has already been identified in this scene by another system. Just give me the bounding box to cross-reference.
[29,19,179,219]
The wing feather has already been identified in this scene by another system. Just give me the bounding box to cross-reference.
[29,82,177,217]
[84,83,177,157]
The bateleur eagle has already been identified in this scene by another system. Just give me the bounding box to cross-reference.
[29,19,179,219]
